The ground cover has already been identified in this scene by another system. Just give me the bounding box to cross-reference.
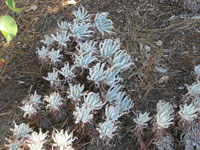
[0,0,200,149]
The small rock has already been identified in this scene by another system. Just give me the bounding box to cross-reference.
[25,5,38,12]
[144,45,151,52]
[155,66,168,74]
[156,40,163,46]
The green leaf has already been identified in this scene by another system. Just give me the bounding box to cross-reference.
[0,15,18,43]
[6,0,24,13]
[6,0,15,8]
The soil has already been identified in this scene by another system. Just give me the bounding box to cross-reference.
[0,0,200,149]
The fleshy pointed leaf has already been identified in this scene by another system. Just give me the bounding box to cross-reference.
[0,15,17,42]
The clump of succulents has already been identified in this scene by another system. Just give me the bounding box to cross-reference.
[19,91,52,130]
[9,6,134,149]
[181,64,200,104]
[178,64,200,150]
[4,122,76,150]
[178,102,200,150]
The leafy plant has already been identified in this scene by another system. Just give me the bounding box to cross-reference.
[96,120,118,139]
[84,92,105,110]
[0,0,23,42]
[6,0,24,13]
[87,62,106,84]
[153,100,175,150]
[5,139,22,150]
[99,38,120,59]
[68,84,84,101]
[134,112,151,127]
[73,103,93,124]
[0,15,17,43]
[20,103,37,119]
[94,12,114,36]
[72,6,91,23]
[156,100,174,129]
[27,129,48,150]
[133,112,151,150]
[52,129,76,150]
[10,122,32,139]
[179,103,198,122]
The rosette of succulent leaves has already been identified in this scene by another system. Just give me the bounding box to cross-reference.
[19,5,134,146]
[153,100,175,150]
[178,65,200,150]
[133,111,151,150]
[5,122,76,150]
[182,65,200,103]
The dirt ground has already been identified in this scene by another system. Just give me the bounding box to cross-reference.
[0,0,200,149]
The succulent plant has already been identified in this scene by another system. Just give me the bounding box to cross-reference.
[73,6,91,23]
[187,83,200,97]
[154,101,175,150]
[179,103,198,122]
[156,101,174,129]
[104,68,121,86]
[69,22,93,40]
[41,35,54,46]
[51,32,70,47]
[111,50,133,72]
[73,103,93,124]
[99,39,120,59]
[105,85,122,103]
[59,63,74,79]
[84,92,105,110]
[74,52,97,69]
[20,103,37,119]
[27,129,48,150]
[44,92,63,112]
[94,12,114,36]
[57,21,69,31]
[68,84,84,101]
[194,64,200,75]
[10,122,32,138]
[87,62,106,84]
[6,139,22,150]
[36,46,49,61]
[154,135,175,150]
[76,40,97,54]
[52,129,76,150]
[44,69,59,85]
[29,91,42,105]
[48,48,63,65]
[105,105,121,121]
[183,124,200,150]
[115,92,134,114]
[96,120,118,139]
[133,112,151,150]
[193,97,200,111]
[134,112,151,127]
